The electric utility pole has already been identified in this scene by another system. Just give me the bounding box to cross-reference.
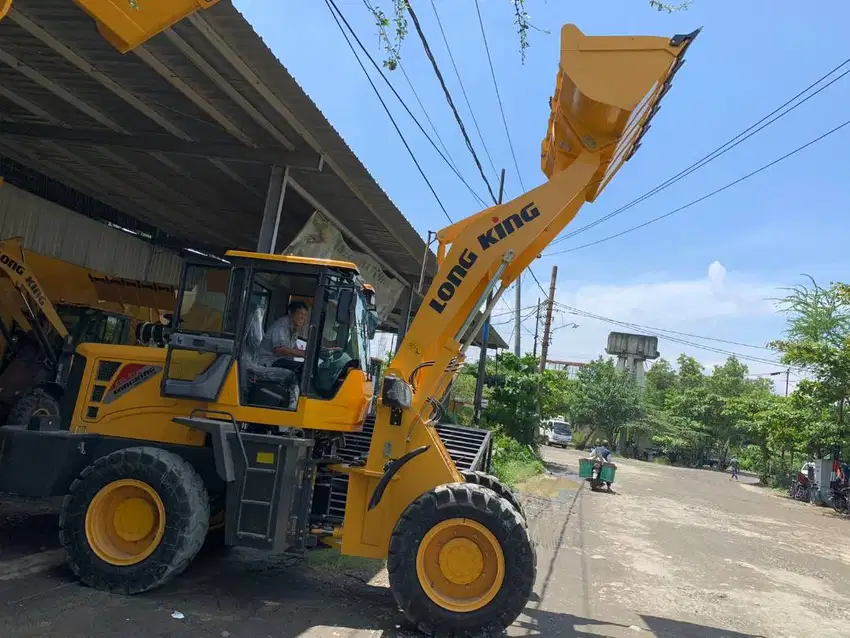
[473,169,506,425]
[538,265,558,374]
[533,298,541,356]
[514,275,521,356]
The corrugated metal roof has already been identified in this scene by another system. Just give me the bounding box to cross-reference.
[0,0,506,348]
[0,0,436,280]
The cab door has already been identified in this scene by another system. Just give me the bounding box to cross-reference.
[161,263,245,401]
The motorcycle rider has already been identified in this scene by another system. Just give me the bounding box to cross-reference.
[588,440,615,490]
[592,440,613,463]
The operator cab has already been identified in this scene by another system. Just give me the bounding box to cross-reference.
[161,252,377,415]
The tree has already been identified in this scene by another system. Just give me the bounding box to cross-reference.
[483,353,542,444]
[362,0,691,70]
[645,357,677,405]
[770,277,850,436]
[539,369,573,419]
[568,357,643,446]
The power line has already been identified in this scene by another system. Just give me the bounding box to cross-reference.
[556,303,768,350]
[526,266,548,297]
[325,0,452,222]
[554,302,770,350]
[406,0,498,203]
[397,62,457,170]
[326,0,485,210]
[547,56,850,248]
[473,0,526,193]
[429,0,500,182]
[558,304,797,369]
[545,116,850,256]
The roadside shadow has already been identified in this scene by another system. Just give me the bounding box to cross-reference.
[518,607,763,637]
[641,614,764,637]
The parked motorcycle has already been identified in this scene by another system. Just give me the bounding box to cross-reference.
[789,472,813,502]
[830,482,850,515]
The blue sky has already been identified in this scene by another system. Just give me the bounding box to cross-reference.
[234,0,849,389]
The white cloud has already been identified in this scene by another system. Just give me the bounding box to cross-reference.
[560,260,776,326]
[541,261,788,380]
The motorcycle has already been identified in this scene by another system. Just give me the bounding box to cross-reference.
[789,472,817,502]
[830,482,850,515]
[580,457,616,492]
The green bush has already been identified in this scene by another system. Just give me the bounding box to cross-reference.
[572,432,588,450]
[490,432,545,486]
[731,445,796,487]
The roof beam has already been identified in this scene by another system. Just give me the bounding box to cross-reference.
[0,135,199,242]
[134,44,256,148]
[5,7,264,201]
[0,141,227,257]
[0,122,320,166]
[0,88,240,245]
[162,27,296,150]
[0,44,235,233]
[187,12,424,277]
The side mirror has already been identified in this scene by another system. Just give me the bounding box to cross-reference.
[336,289,355,324]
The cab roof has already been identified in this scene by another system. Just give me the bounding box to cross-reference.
[224,250,360,273]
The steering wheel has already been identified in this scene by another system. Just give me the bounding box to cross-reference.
[320,347,345,362]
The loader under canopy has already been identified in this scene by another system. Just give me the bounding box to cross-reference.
[0,22,698,638]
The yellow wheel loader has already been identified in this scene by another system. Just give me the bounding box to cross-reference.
[0,24,696,636]
[0,238,173,425]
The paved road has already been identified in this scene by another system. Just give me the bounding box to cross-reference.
[2,448,850,636]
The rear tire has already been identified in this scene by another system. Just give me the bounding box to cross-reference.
[59,447,209,594]
[6,388,60,426]
[461,470,527,524]
[388,483,536,637]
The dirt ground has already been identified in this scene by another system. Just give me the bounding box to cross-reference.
[2,447,850,637]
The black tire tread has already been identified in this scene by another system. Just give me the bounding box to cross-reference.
[461,470,527,523]
[388,482,536,637]
[7,388,60,425]
[59,446,209,594]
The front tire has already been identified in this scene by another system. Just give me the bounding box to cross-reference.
[388,483,536,637]
[59,447,209,594]
[461,470,527,524]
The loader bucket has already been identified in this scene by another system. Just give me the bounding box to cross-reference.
[541,24,699,202]
[72,0,220,53]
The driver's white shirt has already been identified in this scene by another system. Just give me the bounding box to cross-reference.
[258,315,298,366]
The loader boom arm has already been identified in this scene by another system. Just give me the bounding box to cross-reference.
[386,24,698,429]
[0,237,69,340]
[341,23,698,559]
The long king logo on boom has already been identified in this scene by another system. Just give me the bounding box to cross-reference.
[428,202,541,314]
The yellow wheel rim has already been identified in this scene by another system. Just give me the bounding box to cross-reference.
[415,518,505,613]
[85,479,166,566]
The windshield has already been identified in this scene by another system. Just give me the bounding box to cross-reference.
[313,282,370,398]
[553,421,571,435]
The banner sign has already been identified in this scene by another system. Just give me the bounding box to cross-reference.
[282,212,405,323]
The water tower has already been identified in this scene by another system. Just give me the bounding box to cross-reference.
[605,332,660,391]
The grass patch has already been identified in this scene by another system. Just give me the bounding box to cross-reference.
[652,456,671,465]
[491,434,545,487]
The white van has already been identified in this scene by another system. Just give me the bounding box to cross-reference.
[540,418,572,448]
